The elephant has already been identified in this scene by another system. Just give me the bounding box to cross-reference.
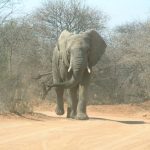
[50,29,106,120]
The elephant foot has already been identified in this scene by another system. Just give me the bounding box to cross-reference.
[67,108,76,119]
[76,113,89,120]
[66,107,71,118]
[70,111,76,119]
[55,106,64,115]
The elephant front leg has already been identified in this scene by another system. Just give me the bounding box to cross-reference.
[55,88,64,115]
[76,85,89,120]
[67,87,78,119]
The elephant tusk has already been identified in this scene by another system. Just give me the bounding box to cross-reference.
[68,66,72,72]
[87,66,91,73]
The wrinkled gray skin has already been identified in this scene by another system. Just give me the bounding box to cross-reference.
[50,30,106,120]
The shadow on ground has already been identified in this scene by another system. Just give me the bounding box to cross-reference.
[21,112,65,121]
[90,117,148,124]
[18,112,150,125]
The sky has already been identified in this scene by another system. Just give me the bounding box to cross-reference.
[21,0,150,28]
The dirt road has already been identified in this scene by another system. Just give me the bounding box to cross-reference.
[0,103,150,150]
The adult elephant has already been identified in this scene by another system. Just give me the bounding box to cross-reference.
[50,30,106,120]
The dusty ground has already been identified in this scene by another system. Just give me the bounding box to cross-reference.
[0,101,150,150]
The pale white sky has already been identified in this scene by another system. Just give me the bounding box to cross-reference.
[21,0,150,27]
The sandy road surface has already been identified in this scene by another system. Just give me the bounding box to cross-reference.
[0,104,150,150]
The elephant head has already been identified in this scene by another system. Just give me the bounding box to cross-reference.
[51,30,106,88]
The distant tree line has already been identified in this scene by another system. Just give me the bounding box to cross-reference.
[0,0,149,113]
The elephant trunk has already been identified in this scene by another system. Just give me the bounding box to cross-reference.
[50,75,78,89]
[50,54,88,89]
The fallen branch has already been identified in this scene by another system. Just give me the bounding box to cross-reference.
[32,72,52,80]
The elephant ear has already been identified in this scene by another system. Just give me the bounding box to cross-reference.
[86,30,107,67]
[57,30,73,66]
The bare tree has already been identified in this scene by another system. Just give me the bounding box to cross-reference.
[0,0,16,24]
[32,0,108,40]
[0,19,44,113]
[106,21,150,103]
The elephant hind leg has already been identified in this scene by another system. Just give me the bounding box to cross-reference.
[41,85,51,100]
[55,87,64,115]
[67,87,78,119]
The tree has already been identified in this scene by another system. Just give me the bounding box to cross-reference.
[0,0,19,24]
[107,21,150,102]
[0,19,44,112]
[32,0,108,41]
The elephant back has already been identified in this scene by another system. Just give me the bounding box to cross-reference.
[57,30,72,51]
[57,30,73,66]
